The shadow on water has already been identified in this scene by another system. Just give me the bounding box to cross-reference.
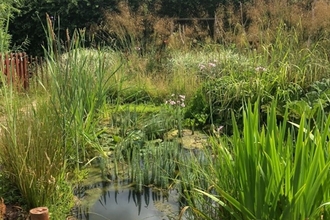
[71,130,210,220]
[72,173,187,220]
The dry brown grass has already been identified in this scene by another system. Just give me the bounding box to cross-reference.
[102,2,145,42]
[95,0,330,51]
[100,2,212,51]
[213,0,330,49]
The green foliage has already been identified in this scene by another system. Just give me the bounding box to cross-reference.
[285,78,330,120]
[0,0,22,52]
[3,3,330,218]
[0,20,10,52]
[44,21,118,168]
[190,100,330,219]
[0,96,73,217]
[9,0,118,55]
[304,78,330,107]
[185,88,210,127]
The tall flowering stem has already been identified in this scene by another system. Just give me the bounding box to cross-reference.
[165,94,186,137]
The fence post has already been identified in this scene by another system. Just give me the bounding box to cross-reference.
[0,52,30,90]
[5,54,11,85]
[29,207,49,220]
[22,52,29,89]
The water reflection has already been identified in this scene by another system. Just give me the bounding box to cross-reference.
[75,183,183,220]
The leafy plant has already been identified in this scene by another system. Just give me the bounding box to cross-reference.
[192,99,330,219]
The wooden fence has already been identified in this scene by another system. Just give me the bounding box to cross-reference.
[0,53,29,89]
[0,53,46,90]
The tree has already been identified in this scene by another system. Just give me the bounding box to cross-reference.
[0,0,22,51]
[8,0,118,55]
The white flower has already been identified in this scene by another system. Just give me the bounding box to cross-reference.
[199,64,206,70]
[255,66,267,72]
[179,95,185,100]
[170,100,176,105]
[217,126,224,133]
[208,62,216,67]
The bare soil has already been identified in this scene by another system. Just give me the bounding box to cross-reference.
[0,200,28,220]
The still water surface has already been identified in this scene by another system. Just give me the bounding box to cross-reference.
[76,183,184,220]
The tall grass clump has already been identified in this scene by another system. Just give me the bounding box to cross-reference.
[0,15,72,218]
[0,13,118,217]
[186,99,330,219]
[0,89,73,217]
[43,14,118,169]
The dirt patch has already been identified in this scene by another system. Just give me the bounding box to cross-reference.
[0,200,28,220]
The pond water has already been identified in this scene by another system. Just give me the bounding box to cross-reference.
[73,169,187,220]
[76,186,183,220]
[71,129,207,220]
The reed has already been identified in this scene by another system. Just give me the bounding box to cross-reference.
[0,91,73,217]
[0,14,118,218]
[42,14,119,170]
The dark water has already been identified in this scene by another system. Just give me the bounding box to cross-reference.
[74,183,184,220]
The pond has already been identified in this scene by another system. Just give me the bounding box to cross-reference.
[71,128,208,220]
[72,168,188,220]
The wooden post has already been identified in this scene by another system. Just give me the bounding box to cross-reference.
[22,52,29,89]
[29,207,49,220]
[4,54,10,85]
